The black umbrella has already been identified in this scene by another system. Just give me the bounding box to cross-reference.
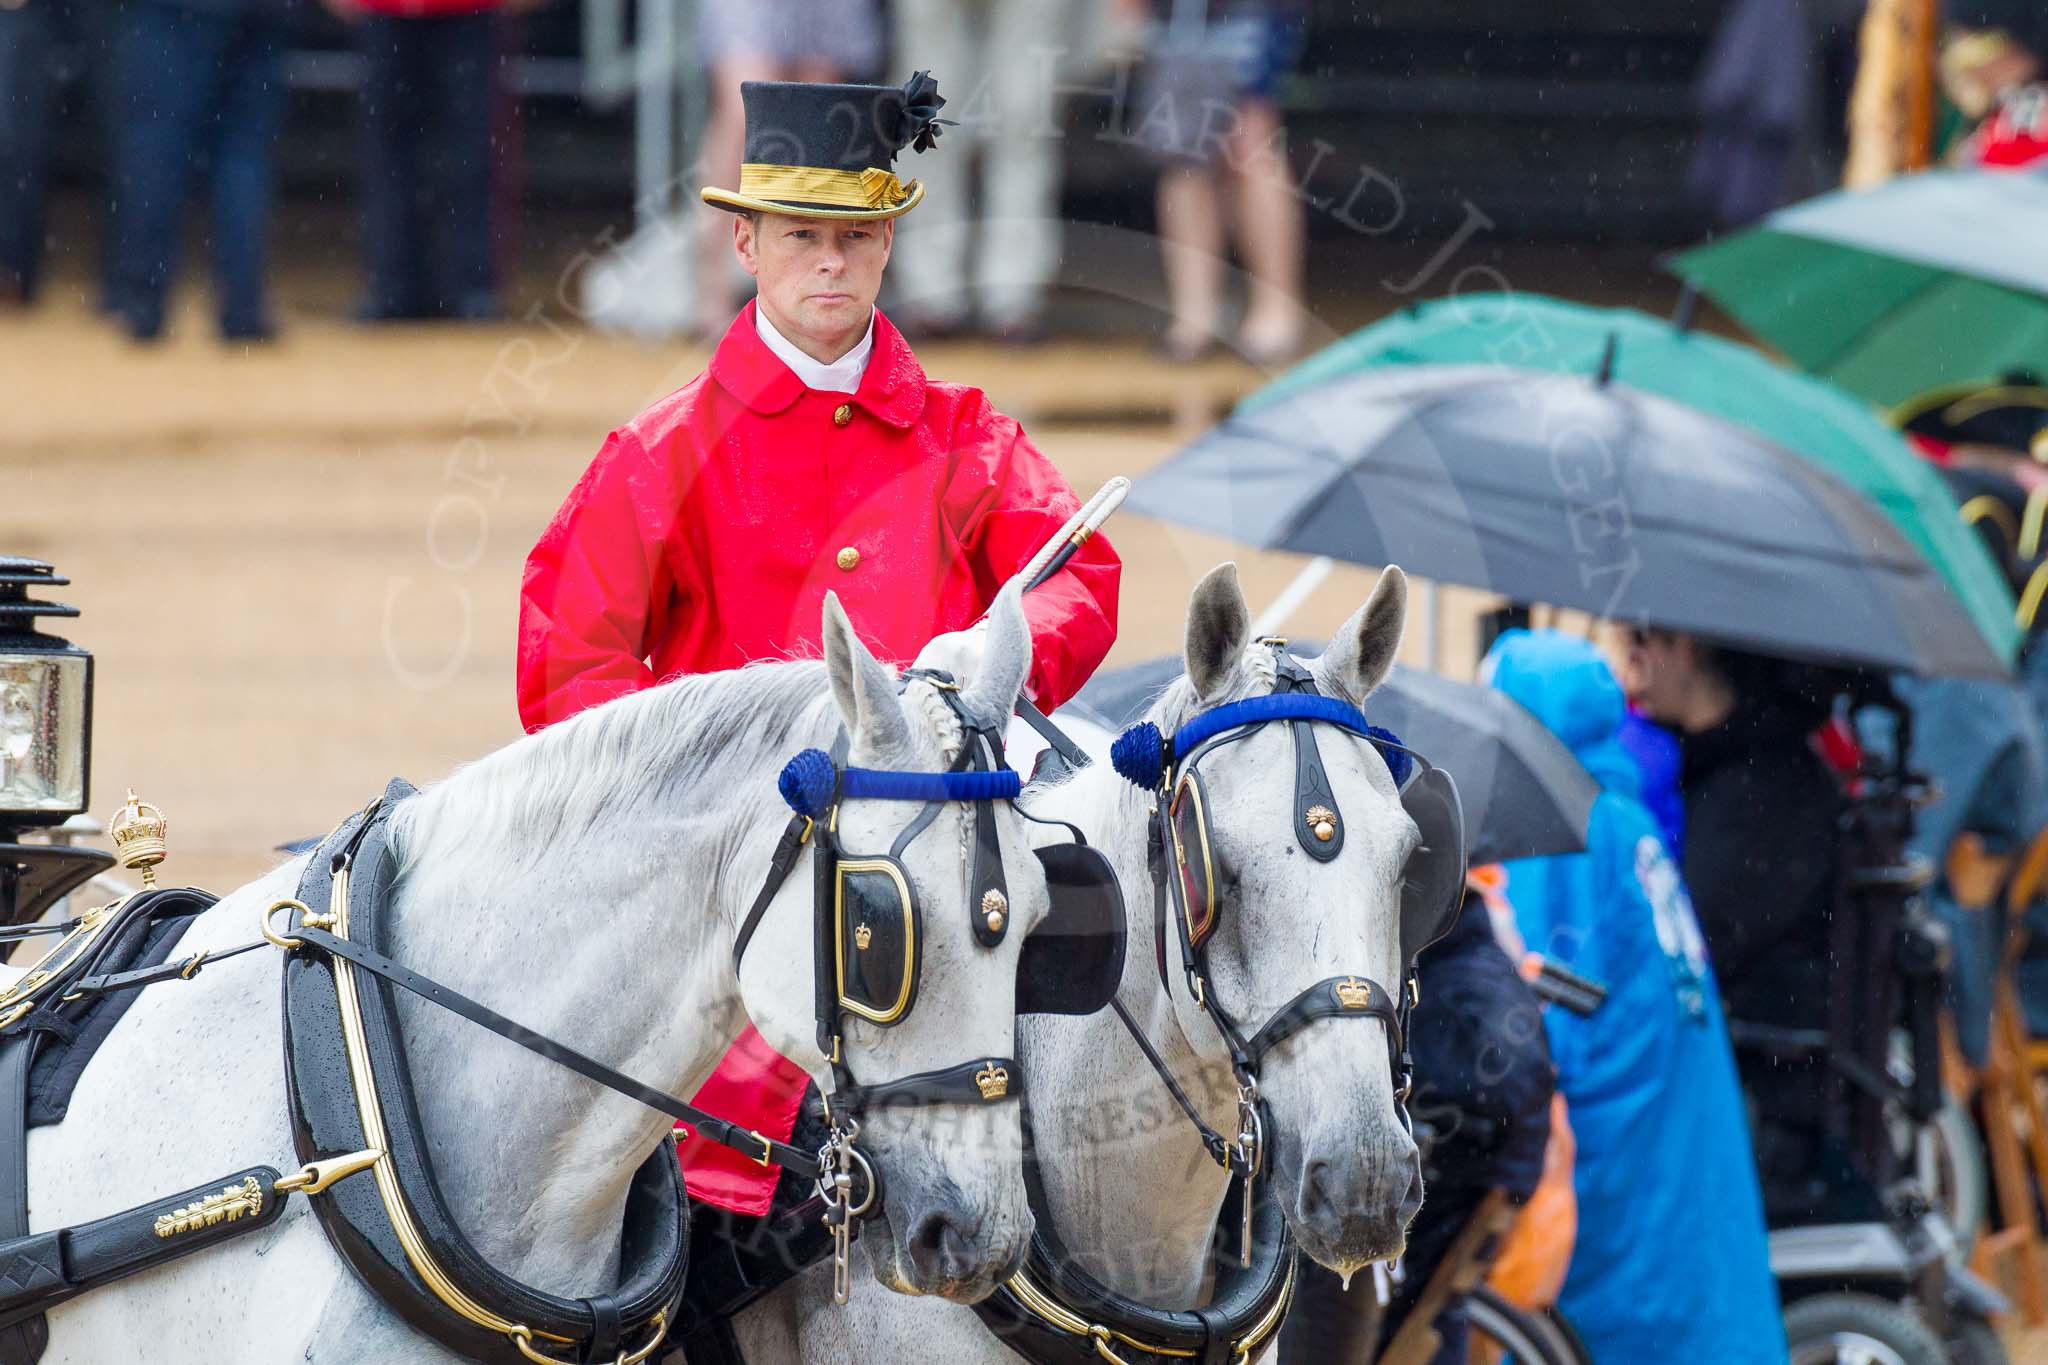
[1067,655,1598,864]
[1128,364,2009,680]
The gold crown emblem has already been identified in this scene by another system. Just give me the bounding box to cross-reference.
[1334,977,1374,1010]
[854,923,873,951]
[980,888,1008,934]
[109,789,168,889]
[1305,805,1338,843]
[974,1061,1010,1101]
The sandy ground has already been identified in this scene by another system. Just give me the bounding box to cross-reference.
[2,285,1471,894]
[10,262,2048,1361]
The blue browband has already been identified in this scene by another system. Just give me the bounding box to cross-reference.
[1111,693,1408,789]
[778,746,1022,820]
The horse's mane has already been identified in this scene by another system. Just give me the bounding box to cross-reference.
[389,659,839,879]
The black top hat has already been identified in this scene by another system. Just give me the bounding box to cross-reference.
[701,72,948,220]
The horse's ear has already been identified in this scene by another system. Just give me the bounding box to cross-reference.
[1185,563,1252,700]
[961,582,1032,724]
[822,592,912,757]
[1320,565,1407,703]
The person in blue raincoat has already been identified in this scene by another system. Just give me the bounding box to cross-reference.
[1484,629,1786,1364]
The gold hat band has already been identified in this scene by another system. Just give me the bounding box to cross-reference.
[737,163,911,211]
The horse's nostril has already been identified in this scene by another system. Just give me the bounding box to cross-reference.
[1397,1161,1425,1226]
[906,1207,980,1281]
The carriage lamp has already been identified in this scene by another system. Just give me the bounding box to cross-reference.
[0,558,92,827]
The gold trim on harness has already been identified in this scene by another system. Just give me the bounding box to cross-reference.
[833,858,916,1025]
[1000,1250,1297,1365]
[152,1176,265,1240]
[0,900,122,1029]
[317,852,580,1352]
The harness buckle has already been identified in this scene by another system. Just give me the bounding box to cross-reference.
[259,898,313,951]
[745,1129,775,1168]
[275,1147,386,1195]
[816,1123,876,1305]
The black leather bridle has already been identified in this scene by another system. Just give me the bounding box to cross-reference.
[1106,643,1465,1263]
[729,669,1033,1300]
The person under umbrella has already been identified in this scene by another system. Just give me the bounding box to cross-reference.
[1490,628,1785,1364]
[1621,627,1874,1225]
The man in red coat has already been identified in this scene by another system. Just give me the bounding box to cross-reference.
[516,73,1120,1215]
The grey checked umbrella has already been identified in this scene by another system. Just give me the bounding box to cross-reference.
[1127,364,2009,680]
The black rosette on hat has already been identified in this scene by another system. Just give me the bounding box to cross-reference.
[895,70,953,156]
[701,72,951,220]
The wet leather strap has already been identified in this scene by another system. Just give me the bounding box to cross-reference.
[1242,975,1403,1070]
[0,1166,288,1333]
[0,1038,45,1364]
[825,1058,1025,1113]
[291,923,822,1177]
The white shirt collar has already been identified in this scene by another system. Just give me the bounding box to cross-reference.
[754,304,875,394]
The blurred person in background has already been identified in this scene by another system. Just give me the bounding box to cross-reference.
[885,0,1102,343]
[1127,0,1307,365]
[1942,0,2046,168]
[1897,390,2048,1037]
[1623,626,1867,1224]
[1490,629,1785,1364]
[689,0,884,341]
[103,0,297,340]
[327,0,530,322]
[1882,468,2048,1072]
[0,0,109,307]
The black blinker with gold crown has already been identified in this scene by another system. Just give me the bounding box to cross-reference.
[701,71,948,220]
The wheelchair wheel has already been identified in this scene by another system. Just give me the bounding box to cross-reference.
[1463,1287,1587,1365]
[1917,1097,1989,1252]
[1783,1293,1949,1365]
[1945,1315,2010,1365]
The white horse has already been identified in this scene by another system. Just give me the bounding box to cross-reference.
[24,588,1051,1363]
[732,563,1426,1362]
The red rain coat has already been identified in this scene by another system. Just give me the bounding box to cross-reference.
[516,303,1120,1212]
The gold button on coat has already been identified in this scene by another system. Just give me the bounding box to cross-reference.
[832,403,853,427]
[836,546,861,571]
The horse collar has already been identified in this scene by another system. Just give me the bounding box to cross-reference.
[968,1098,1298,1365]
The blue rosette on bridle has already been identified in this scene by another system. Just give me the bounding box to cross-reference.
[779,748,839,820]
[1109,697,1411,789]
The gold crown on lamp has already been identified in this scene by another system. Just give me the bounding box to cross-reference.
[1333,977,1374,1010]
[109,789,168,889]
[974,1061,1010,1101]
[854,923,873,950]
